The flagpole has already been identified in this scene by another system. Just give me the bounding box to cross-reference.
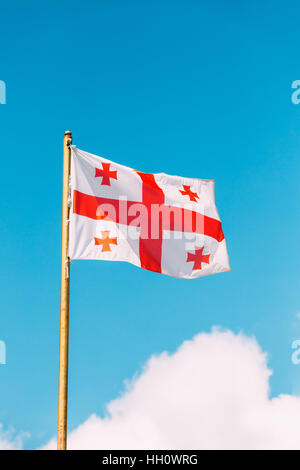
[57,130,72,450]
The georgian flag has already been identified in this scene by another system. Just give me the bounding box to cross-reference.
[68,147,230,279]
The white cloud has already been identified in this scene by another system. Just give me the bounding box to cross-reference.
[0,424,28,450]
[43,328,300,450]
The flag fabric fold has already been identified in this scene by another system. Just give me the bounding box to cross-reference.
[68,147,230,279]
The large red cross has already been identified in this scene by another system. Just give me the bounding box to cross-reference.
[72,171,224,274]
[95,162,117,186]
[187,246,210,270]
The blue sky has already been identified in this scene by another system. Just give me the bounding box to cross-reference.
[0,0,300,449]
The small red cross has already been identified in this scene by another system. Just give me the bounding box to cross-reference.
[95,162,117,186]
[187,246,210,270]
[94,231,117,252]
[179,185,199,202]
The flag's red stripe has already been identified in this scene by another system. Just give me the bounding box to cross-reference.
[72,190,138,224]
[136,172,165,274]
[161,205,224,242]
[73,190,224,242]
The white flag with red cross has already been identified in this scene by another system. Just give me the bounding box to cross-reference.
[68,147,230,279]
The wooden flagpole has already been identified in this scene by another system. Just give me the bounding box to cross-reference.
[57,130,72,450]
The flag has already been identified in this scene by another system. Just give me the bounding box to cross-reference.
[68,147,230,279]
